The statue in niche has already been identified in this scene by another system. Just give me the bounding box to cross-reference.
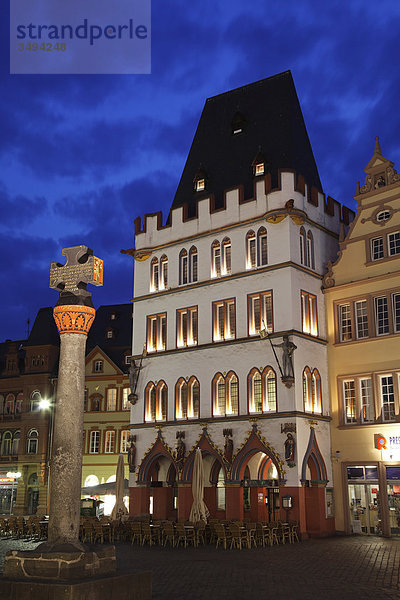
[223,429,233,463]
[176,431,185,471]
[128,436,136,473]
[284,433,296,465]
[129,359,140,394]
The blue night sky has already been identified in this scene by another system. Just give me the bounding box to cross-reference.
[1,0,400,341]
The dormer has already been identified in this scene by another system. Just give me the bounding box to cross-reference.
[252,150,267,177]
[193,166,207,193]
[356,137,400,196]
[231,111,246,135]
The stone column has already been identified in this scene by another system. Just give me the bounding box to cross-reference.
[47,305,95,547]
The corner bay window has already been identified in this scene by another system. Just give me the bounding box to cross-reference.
[175,377,200,419]
[212,372,238,417]
[248,291,273,336]
[145,381,167,422]
[146,313,166,353]
[213,299,235,341]
[248,367,277,413]
[177,307,198,348]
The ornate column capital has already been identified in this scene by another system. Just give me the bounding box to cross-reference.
[53,305,96,335]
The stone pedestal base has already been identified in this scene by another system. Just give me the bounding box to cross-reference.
[0,572,152,600]
[3,546,116,580]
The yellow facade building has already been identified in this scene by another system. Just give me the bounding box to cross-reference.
[324,138,400,536]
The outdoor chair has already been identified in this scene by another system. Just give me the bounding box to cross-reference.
[142,522,157,546]
[131,521,142,545]
[245,522,257,548]
[92,521,105,544]
[161,521,175,547]
[174,523,187,548]
[228,523,243,550]
[194,521,206,545]
[255,522,268,548]
[214,523,230,550]
[289,522,299,543]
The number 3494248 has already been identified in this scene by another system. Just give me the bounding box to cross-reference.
[18,42,66,52]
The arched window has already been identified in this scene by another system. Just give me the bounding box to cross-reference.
[246,230,256,269]
[300,227,307,266]
[211,240,221,278]
[188,377,200,419]
[306,231,315,270]
[221,238,231,275]
[179,249,188,285]
[248,367,276,413]
[5,394,14,415]
[15,393,23,414]
[175,378,187,420]
[216,467,225,510]
[257,227,268,266]
[27,429,38,454]
[213,372,238,417]
[303,367,313,412]
[312,369,322,414]
[176,377,199,420]
[31,390,41,412]
[1,431,12,455]
[160,255,168,290]
[189,246,198,283]
[145,381,167,422]
[12,431,20,455]
[150,257,159,292]
[84,474,99,488]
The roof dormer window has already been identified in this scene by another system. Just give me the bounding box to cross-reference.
[231,111,246,135]
[196,178,205,192]
[193,167,207,193]
[255,163,264,176]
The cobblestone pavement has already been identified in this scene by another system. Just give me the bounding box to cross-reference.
[1,536,400,599]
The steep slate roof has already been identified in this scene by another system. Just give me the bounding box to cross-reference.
[86,303,132,371]
[172,70,322,216]
[25,307,60,347]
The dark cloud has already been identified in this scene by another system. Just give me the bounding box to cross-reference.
[0,183,48,226]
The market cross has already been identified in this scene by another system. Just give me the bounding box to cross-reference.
[49,245,103,298]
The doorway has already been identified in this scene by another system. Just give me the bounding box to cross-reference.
[348,484,381,535]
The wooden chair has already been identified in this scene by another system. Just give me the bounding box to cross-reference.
[245,522,257,548]
[289,522,299,543]
[194,521,206,546]
[131,521,142,545]
[228,523,243,550]
[162,521,175,547]
[214,523,230,550]
[141,522,157,546]
[92,521,104,544]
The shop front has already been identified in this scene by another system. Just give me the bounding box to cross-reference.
[0,475,18,514]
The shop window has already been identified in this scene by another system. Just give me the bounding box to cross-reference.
[27,429,38,454]
[176,306,198,348]
[104,430,115,453]
[212,371,238,417]
[301,291,318,337]
[212,299,235,342]
[89,430,100,454]
[146,313,166,353]
[106,388,117,411]
[175,376,199,420]
[248,367,277,414]
[145,381,167,423]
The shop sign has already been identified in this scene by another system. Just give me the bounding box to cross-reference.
[375,432,400,460]
[0,477,14,483]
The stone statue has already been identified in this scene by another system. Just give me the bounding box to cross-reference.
[176,432,185,470]
[284,433,295,463]
[129,359,140,395]
[223,429,233,463]
[272,334,297,379]
[128,437,136,473]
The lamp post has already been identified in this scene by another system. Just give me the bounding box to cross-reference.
[39,398,54,515]
[6,471,21,515]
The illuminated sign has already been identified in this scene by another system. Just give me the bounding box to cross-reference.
[0,478,14,483]
[374,434,387,450]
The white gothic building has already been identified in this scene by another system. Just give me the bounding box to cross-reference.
[127,71,353,536]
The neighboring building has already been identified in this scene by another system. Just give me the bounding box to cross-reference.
[0,303,132,516]
[82,303,133,514]
[324,138,400,537]
[128,71,353,536]
[0,308,59,516]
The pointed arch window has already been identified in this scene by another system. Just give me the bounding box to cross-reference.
[150,257,159,292]
[300,227,307,266]
[246,231,256,269]
[221,238,232,275]
[248,367,277,413]
[175,377,199,420]
[306,231,315,270]
[311,369,322,414]
[179,249,188,285]
[189,246,198,283]
[160,255,168,289]
[150,255,168,292]
[145,381,167,423]
[257,227,268,266]
[212,372,238,417]
[303,367,322,414]
[303,367,312,412]
[211,240,221,278]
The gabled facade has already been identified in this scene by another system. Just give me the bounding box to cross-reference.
[128,72,354,536]
[324,138,400,536]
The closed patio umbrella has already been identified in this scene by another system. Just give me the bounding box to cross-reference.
[189,448,209,523]
[111,454,129,521]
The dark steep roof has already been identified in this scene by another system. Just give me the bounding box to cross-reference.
[172,71,322,216]
[86,303,132,371]
[25,307,60,347]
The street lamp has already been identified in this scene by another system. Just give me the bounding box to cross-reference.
[6,471,21,514]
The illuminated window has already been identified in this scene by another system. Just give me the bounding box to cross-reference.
[303,367,321,414]
[151,255,168,292]
[211,241,221,278]
[212,371,238,417]
[176,307,198,348]
[89,430,100,454]
[106,388,117,411]
[338,304,352,341]
[105,430,115,453]
[196,178,205,192]
[246,231,256,269]
[145,381,167,423]
[255,162,264,176]
[189,246,198,283]
[120,430,130,453]
[300,227,306,266]
[175,376,199,420]
[300,227,314,268]
[343,380,356,424]
[301,291,318,337]
[122,388,130,410]
[306,231,315,269]
[160,255,168,289]
[248,367,276,413]
[375,296,389,335]
[146,313,166,353]
[216,468,226,510]
[221,238,231,275]
[107,329,114,339]
[150,257,159,292]
[380,375,395,422]
[211,239,231,278]
[360,378,374,423]
[258,227,268,266]
[212,299,235,341]
[248,291,273,336]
